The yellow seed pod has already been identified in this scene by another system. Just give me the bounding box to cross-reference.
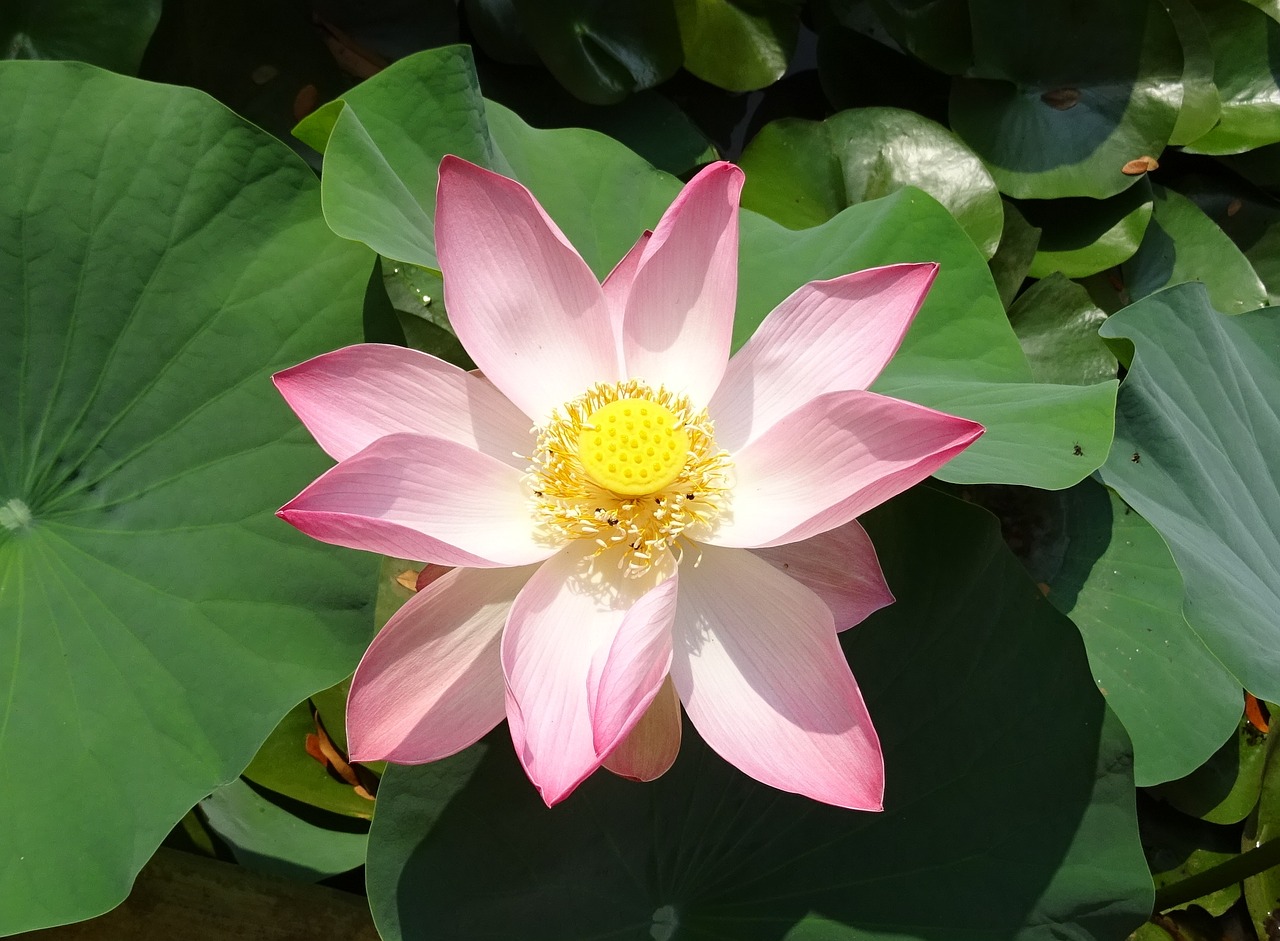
[576,398,690,495]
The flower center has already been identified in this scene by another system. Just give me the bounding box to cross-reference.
[527,380,731,575]
[575,399,690,496]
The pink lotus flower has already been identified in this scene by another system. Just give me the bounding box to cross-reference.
[275,157,983,809]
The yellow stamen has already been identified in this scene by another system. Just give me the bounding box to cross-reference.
[525,379,732,576]
[576,398,690,496]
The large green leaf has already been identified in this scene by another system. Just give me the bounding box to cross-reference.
[1123,185,1267,314]
[674,0,801,91]
[0,61,375,933]
[1048,481,1240,786]
[1183,0,1280,154]
[0,0,159,74]
[1008,274,1117,385]
[1163,0,1223,144]
[301,47,1116,490]
[199,779,368,883]
[734,191,1118,488]
[988,199,1041,308]
[484,102,680,278]
[474,63,714,175]
[739,109,1004,258]
[1152,716,1266,823]
[365,489,1152,941]
[1097,286,1280,702]
[1022,179,1155,278]
[1174,175,1280,305]
[292,45,496,271]
[949,0,1182,199]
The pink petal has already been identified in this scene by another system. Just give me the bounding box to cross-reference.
[502,543,677,806]
[670,544,884,809]
[435,156,619,423]
[710,264,938,452]
[752,519,895,632]
[602,230,652,337]
[278,432,555,567]
[602,675,682,782]
[621,162,744,406]
[347,564,536,763]
[273,344,532,465]
[702,390,983,548]
[589,565,679,756]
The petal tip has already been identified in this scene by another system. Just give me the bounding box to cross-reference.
[438,153,475,177]
[537,782,575,808]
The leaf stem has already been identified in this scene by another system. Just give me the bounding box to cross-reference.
[1154,836,1280,912]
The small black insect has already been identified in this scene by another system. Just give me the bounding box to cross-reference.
[686,493,696,501]
[1072,443,1083,457]
[1131,451,1141,464]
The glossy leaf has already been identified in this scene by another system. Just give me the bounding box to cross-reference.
[366,489,1152,941]
[199,779,368,882]
[739,109,1004,258]
[509,0,682,104]
[950,0,1181,199]
[1183,0,1280,154]
[1022,179,1155,278]
[1163,0,1223,144]
[1098,286,1280,703]
[0,61,375,933]
[1008,274,1117,386]
[988,200,1041,309]
[674,0,800,91]
[1123,185,1267,314]
[1175,173,1280,306]
[379,259,471,367]
[0,0,159,74]
[1049,482,1240,786]
[857,0,971,74]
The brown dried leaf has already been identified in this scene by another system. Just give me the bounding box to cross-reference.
[1041,87,1080,110]
[304,733,329,768]
[1121,155,1160,175]
[312,713,363,789]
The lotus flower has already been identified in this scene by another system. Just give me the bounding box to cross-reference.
[274,157,983,809]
